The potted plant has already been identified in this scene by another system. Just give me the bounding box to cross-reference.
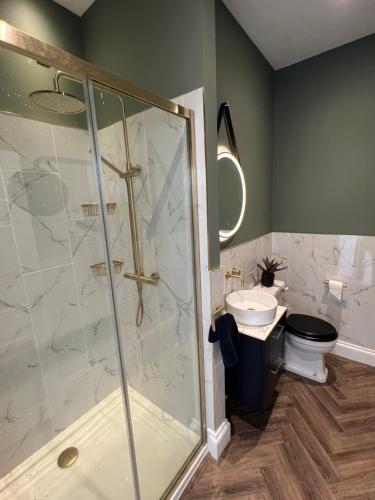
[257,257,287,287]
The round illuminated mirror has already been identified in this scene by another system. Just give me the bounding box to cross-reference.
[218,151,246,243]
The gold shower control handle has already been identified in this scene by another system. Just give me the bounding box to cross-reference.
[123,271,160,285]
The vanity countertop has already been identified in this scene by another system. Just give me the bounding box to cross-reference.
[237,305,287,341]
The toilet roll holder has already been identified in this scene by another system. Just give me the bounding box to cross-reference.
[323,279,347,288]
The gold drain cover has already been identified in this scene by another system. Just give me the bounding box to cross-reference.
[58,447,79,468]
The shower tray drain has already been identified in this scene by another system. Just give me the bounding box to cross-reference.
[57,447,79,468]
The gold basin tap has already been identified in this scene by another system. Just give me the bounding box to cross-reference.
[225,267,244,287]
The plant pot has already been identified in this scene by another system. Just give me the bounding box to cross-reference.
[261,271,275,287]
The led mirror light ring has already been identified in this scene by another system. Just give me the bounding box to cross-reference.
[218,152,247,243]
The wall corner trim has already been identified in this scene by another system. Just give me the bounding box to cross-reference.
[207,419,231,460]
[333,340,375,367]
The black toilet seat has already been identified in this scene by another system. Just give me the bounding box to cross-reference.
[285,314,338,342]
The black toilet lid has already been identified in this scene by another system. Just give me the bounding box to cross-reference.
[285,314,338,342]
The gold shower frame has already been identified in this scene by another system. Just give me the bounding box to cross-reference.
[0,19,207,500]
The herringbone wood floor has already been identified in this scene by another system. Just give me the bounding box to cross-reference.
[182,354,375,499]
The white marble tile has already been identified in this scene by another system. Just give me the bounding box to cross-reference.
[0,226,28,314]
[52,125,91,165]
[137,215,158,276]
[24,264,91,421]
[149,158,191,239]
[0,309,43,403]
[68,217,119,404]
[315,264,353,335]
[89,361,120,405]
[5,171,71,273]
[0,200,10,226]
[98,120,126,174]
[0,113,57,173]
[350,300,375,350]
[0,171,5,199]
[283,287,317,316]
[271,232,289,283]
[155,223,193,270]
[288,233,319,294]
[59,162,97,220]
[0,402,53,478]
[353,263,375,304]
[127,114,147,167]
[123,115,154,218]
[357,235,375,268]
[158,265,196,347]
[352,236,375,304]
[143,107,187,167]
[316,263,355,322]
[255,233,272,266]
[319,234,360,267]
[48,370,94,434]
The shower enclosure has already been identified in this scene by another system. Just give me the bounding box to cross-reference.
[0,21,204,500]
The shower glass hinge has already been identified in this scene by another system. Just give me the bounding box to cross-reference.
[123,271,159,285]
[119,165,142,179]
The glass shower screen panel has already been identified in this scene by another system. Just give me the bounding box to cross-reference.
[91,86,202,499]
[0,49,136,500]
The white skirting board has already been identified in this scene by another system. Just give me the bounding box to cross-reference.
[169,444,208,500]
[333,340,375,367]
[207,420,231,460]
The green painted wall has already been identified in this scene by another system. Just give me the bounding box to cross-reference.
[82,0,220,268]
[273,34,375,236]
[215,1,274,250]
[0,0,84,126]
[0,0,82,56]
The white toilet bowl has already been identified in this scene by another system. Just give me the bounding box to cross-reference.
[251,285,338,384]
[283,314,338,383]
[284,333,337,383]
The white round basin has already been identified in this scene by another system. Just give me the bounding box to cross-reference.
[226,289,278,326]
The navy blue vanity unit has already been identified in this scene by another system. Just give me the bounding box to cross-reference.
[226,306,287,412]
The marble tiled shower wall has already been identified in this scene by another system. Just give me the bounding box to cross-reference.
[272,232,375,350]
[0,112,117,477]
[0,104,200,477]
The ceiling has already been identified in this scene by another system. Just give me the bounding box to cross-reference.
[223,0,375,69]
[53,0,96,17]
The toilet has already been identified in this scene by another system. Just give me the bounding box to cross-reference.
[283,314,338,383]
[252,280,338,383]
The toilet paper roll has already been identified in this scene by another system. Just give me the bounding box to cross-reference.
[328,279,344,302]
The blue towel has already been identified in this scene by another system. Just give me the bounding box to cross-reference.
[208,313,240,367]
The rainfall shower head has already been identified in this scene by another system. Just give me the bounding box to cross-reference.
[29,89,86,114]
[29,71,86,115]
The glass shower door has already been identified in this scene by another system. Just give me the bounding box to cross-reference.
[90,84,203,500]
[0,49,137,500]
